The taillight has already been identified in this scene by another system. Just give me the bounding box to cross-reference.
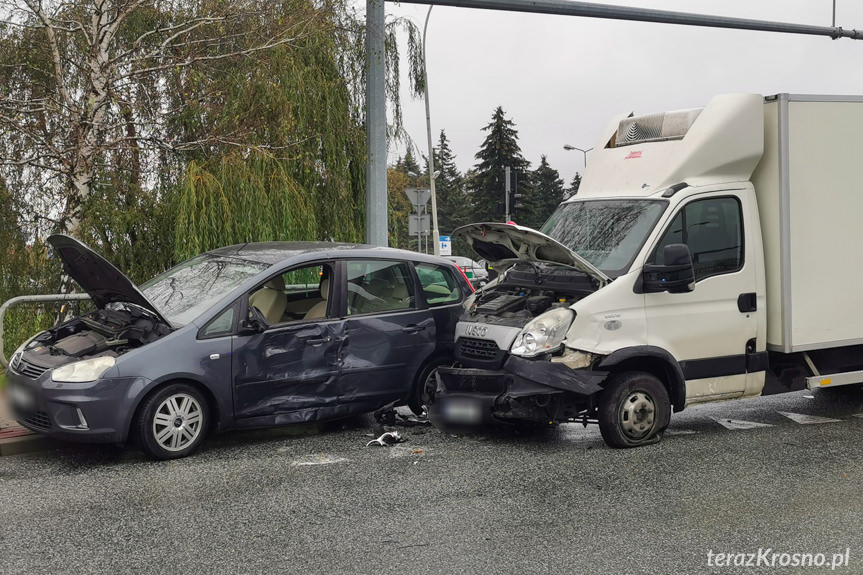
[455,266,475,292]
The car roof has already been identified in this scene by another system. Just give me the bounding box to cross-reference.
[206,241,458,268]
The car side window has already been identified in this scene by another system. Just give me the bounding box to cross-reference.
[249,263,334,325]
[416,263,462,306]
[201,307,235,338]
[650,196,743,281]
[346,260,416,314]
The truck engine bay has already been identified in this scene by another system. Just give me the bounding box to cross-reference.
[464,264,598,327]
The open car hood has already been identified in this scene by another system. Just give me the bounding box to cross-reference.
[48,234,171,326]
[452,223,610,285]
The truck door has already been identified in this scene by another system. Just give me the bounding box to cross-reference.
[644,193,758,403]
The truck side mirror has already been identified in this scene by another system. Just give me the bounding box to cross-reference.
[642,244,695,294]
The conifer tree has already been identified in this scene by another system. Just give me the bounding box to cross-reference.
[433,131,468,233]
[470,107,531,223]
[566,173,583,199]
[528,155,565,228]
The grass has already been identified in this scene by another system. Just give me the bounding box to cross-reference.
[0,372,6,390]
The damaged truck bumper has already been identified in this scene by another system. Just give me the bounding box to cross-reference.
[431,355,608,426]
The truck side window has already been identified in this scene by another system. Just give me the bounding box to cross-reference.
[651,197,743,281]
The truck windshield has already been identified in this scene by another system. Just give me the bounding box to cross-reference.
[540,199,666,278]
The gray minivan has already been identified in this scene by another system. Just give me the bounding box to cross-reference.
[7,236,472,459]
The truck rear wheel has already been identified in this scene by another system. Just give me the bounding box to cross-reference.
[598,372,670,448]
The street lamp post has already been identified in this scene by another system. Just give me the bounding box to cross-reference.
[422,6,441,256]
[563,144,593,174]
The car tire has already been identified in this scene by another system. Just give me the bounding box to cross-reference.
[409,357,452,416]
[134,383,210,460]
[598,372,670,448]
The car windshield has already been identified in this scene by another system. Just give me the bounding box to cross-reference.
[540,199,666,277]
[140,254,269,325]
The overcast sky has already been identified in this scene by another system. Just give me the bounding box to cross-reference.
[380,0,863,187]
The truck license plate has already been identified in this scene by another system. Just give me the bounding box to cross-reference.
[443,397,482,424]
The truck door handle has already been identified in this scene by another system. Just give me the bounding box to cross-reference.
[402,324,427,333]
[738,292,757,313]
[304,336,332,345]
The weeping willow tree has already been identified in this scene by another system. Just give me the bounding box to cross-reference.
[171,0,372,256]
[175,156,317,259]
[168,0,426,257]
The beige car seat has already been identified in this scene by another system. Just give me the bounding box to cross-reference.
[249,276,287,325]
[303,277,330,320]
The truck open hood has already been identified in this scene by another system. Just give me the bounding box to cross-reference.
[452,223,610,285]
[48,235,171,326]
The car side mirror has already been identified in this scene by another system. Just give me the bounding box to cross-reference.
[643,244,695,294]
[240,305,269,333]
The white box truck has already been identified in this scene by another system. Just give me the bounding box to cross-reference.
[431,93,863,448]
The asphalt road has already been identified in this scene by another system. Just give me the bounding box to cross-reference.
[2,387,863,575]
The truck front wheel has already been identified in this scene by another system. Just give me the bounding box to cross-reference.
[598,372,670,448]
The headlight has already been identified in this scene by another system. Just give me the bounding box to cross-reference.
[9,351,23,371]
[52,356,116,383]
[510,308,574,357]
[8,332,42,371]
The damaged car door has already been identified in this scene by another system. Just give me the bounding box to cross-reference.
[338,259,436,412]
[231,261,347,425]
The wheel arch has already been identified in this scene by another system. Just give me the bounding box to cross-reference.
[127,377,222,441]
[597,346,687,413]
[408,351,455,414]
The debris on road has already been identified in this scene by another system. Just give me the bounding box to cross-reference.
[366,431,404,447]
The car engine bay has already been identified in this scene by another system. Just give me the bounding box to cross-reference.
[12,306,171,378]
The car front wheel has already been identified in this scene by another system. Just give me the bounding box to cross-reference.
[134,383,210,460]
[598,372,670,448]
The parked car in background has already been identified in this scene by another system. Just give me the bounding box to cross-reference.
[448,256,489,288]
[6,236,473,459]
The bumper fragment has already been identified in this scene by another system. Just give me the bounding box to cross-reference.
[432,356,608,425]
[503,355,606,396]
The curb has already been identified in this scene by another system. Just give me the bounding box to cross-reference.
[0,429,58,456]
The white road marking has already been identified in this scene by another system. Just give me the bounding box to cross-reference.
[714,418,774,430]
[851,413,863,419]
[777,411,842,425]
[290,454,350,466]
[664,429,697,436]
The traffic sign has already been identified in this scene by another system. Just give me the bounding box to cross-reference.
[440,235,451,256]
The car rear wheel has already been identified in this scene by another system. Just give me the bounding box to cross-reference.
[134,383,209,460]
[409,357,451,416]
[598,372,670,448]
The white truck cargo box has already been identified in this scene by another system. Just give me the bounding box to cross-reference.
[752,94,863,353]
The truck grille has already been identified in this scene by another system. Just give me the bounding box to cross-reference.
[23,411,52,431]
[458,337,499,360]
[11,356,49,380]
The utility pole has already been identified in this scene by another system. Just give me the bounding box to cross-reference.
[504,166,511,222]
[422,6,441,255]
[365,0,387,246]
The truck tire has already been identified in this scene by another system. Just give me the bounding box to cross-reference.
[598,372,670,448]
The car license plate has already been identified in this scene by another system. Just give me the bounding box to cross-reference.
[443,397,482,424]
[8,382,35,412]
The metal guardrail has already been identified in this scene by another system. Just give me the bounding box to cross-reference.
[0,294,91,369]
